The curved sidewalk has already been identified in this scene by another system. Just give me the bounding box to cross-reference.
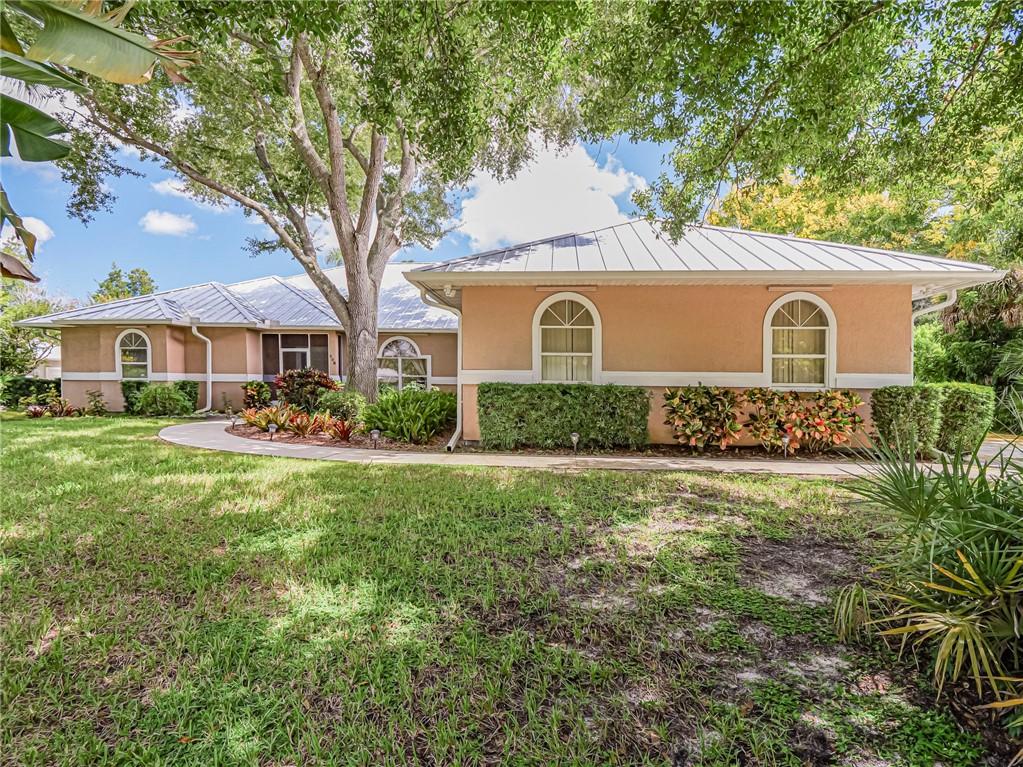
[159,421,875,477]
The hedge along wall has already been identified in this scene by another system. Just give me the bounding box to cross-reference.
[936,382,995,453]
[476,383,650,450]
[0,376,60,407]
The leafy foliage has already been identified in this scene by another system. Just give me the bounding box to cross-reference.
[286,411,321,437]
[242,380,271,409]
[913,321,951,384]
[240,404,297,432]
[136,384,193,416]
[578,4,1023,230]
[172,380,199,410]
[88,262,157,304]
[23,403,47,418]
[84,389,107,416]
[935,383,996,454]
[0,277,72,376]
[870,385,947,457]
[0,375,59,407]
[835,445,1023,737]
[744,388,864,454]
[275,368,338,413]
[45,395,80,418]
[477,383,650,450]
[321,414,357,442]
[363,388,456,444]
[663,386,743,451]
[316,389,367,423]
[120,380,148,415]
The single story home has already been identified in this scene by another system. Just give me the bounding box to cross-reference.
[20,221,1003,444]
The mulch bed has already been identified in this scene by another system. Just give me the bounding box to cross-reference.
[227,423,451,452]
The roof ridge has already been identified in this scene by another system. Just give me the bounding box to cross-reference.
[211,282,267,323]
[270,275,338,322]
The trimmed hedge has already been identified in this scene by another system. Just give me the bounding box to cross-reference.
[870,384,946,456]
[477,383,650,450]
[136,384,193,416]
[935,382,995,453]
[0,376,59,407]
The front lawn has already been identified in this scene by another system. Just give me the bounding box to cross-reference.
[1,417,991,765]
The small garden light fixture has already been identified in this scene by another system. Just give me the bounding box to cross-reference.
[570,432,580,453]
[370,429,381,448]
[781,434,791,458]
[268,423,278,440]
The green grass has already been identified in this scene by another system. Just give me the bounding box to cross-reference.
[0,416,986,765]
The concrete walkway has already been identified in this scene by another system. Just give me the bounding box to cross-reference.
[159,420,880,478]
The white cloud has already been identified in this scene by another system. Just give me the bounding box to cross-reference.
[151,177,227,213]
[1,215,55,249]
[458,141,646,251]
[139,209,196,237]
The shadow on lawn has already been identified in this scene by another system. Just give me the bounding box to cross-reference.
[1,418,992,765]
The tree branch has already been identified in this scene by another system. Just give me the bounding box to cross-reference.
[285,42,331,193]
[294,35,357,258]
[342,127,370,175]
[356,128,387,249]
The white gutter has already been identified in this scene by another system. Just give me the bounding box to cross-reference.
[418,288,462,451]
[912,289,958,321]
[189,322,213,413]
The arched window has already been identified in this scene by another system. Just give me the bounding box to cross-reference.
[534,294,599,383]
[766,294,835,387]
[117,329,150,380]
[377,337,428,391]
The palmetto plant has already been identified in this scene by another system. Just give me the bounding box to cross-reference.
[835,442,1023,740]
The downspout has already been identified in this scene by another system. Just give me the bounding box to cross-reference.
[419,288,462,451]
[190,323,213,413]
[912,289,957,321]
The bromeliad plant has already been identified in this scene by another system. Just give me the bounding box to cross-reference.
[663,385,743,450]
[835,444,1023,738]
[322,414,358,442]
[240,404,296,432]
[287,411,324,437]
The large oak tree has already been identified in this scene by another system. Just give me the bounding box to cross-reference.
[61,1,582,398]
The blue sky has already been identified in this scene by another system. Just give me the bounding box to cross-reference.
[1,137,671,302]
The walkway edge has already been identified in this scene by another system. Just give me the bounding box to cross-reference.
[158,421,875,477]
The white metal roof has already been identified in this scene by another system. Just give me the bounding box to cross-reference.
[18,263,457,330]
[409,220,1003,300]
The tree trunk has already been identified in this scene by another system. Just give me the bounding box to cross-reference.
[344,284,380,402]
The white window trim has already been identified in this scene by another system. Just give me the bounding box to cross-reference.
[531,291,602,384]
[114,327,152,381]
[378,335,433,390]
[762,291,837,390]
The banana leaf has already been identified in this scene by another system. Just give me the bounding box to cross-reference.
[9,0,196,84]
[0,183,38,259]
[0,94,71,161]
[0,49,86,91]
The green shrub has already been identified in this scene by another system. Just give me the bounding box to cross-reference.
[316,389,367,423]
[172,380,199,410]
[242,380,271,409]
[0,376,60,407]
[363,388,456,444]
[870,384,946,456]
[934,382,995,453]
[84,390,108,416]
[477,383,649,450]
[663,385,742,451]
[136,384,193,416]
[121,380,147,414]
[275,368,338,412]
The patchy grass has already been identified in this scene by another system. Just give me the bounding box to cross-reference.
[1,416,991,765]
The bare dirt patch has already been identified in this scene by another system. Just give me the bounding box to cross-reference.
[740,538,858,606]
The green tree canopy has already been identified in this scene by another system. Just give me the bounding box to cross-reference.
[0,272,73,375]
[60,0,583,397]
[575,1,1022,232]
[89,263,157,304]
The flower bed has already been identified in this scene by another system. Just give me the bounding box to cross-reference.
[227,423,453,452]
